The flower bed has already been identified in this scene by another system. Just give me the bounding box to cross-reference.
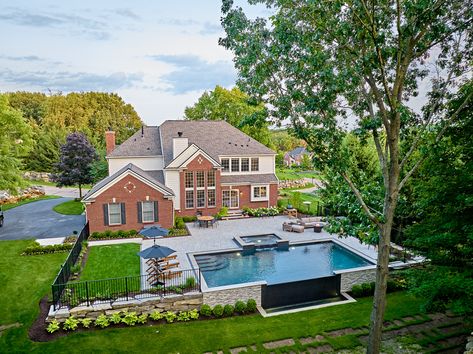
[242,206,282,217]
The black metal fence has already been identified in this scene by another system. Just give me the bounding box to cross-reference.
[51,222,89,307]
[52,268,201,309]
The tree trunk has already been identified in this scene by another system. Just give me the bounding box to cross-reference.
[79,183,82,199]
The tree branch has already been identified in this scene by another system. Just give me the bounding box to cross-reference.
[341,172,382,228]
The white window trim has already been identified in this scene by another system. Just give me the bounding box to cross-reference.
[207,188,216,208]
[141,201,154,224]
[108,203,122,225]
[222,189,239,209]
[185,190,194,209]
[196,189,206,209]
[219,157,261,174]
[251,185,269,202]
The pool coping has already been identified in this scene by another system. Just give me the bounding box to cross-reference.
[187,238,377,292]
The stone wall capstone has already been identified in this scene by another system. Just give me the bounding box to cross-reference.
[202,283,262,307]
[47,292,203,322]
[338,268,377,292]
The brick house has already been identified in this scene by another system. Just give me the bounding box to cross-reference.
[83,120,278,232]
[283,147,310,167]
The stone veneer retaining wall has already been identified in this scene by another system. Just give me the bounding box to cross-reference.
[47,292,203,322]
[337,267,377,292]
[202,283,263,307]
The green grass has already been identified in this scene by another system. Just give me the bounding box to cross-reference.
[53,200,84,215]
[1,195,61,211]
[0,240,437,354]
[278,190,324,215]
[80,243,141,280]
[276,168,321,181]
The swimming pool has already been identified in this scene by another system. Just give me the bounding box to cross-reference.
[195,241,373,288]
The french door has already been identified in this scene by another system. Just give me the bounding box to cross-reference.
[222,190,239,209]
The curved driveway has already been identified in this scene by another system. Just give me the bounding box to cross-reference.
[0,198,85,240]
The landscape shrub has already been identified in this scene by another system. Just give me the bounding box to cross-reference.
[136,313,148,324]
[109,312,122,324]
[22,243,73,256]
[246,299,257,312]
[200,304,212,317]
[223,304,234,317]
[121,312,138,326]
[217,207,228,218]
[177,311,191,322]
[189,309,199,320]
[94,314,110,328]
[63,316,79,331]
[89,229,139,240]
[352,278,407,298]
[234,301,247,314]
[150,311,164,321]
[174,217,186,229]
[80,318,92,328]
[46,320,60,333]
[242,206,281,217]
[182,216,197,222]
[164,311,177,323]
[185,276,196,288]
[212,305,224,317]
[168,228,189,236]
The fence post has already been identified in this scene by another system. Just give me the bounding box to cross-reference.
[125,277,129,301]
[198,269,202,291]
[86,281,90,306]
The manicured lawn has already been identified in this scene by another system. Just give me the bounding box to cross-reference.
[279,190,324,215]
[1,195,60,211]
[80,243,141,280]
[276,168,321,181]
[0,240,465,354]
[52,200,84,215]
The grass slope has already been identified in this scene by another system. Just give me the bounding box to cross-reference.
[276,168,321,181]
[0,240,427,354]
[52,200,84,215]
[1,195,60,211]
[80,243,141,280]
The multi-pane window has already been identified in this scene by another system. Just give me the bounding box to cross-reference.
[253,186,267,198]
[142,201,154,223]
[231,158,240,172]
[196,171,205,188]
[197,190,205,208]
[207,189,216,207]
[185,172,194,188]
[207,171,216,187]
[251,158,259,171]
[185,190,194,209]
[221,158,230,172]
[241,158,249,172]
[108,203,122,225]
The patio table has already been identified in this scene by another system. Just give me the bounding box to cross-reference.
[197,215,214,228]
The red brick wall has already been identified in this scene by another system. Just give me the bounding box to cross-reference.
[221,183,278,209]
[177,153,221,217]
[85,174,174,233]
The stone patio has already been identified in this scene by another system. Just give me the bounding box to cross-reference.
[139,215,379,274]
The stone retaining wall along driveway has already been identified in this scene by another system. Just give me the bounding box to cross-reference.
[47,292,203,322]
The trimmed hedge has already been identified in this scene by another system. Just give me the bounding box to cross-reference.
[90,229,139,240]
[23,242,73,256]
[351,279,407,297]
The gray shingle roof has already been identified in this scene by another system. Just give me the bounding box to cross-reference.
[160,120,275,166]
[108,126,161,157]
[220,173,278,184]
[289,147,307,158]
[82,164,173,201]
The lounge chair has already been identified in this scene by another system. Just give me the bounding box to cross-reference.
[297,216,327,228]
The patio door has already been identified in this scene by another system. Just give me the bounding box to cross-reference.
[222,190,239,209]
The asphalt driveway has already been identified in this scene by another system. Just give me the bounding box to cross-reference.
[0,198,86,240]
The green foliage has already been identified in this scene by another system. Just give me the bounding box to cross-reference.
[182,216,197,222]
[184,85,273,148]
[80,318,92,328]
[109,312,122,324]
[212,305,224,317]
[234,301,246,314]
[223,304,234,317]
[168,228,189,236]
[90,229,139,240]
[185,277,196,288]
[149,311,164,321]
[24,125,65,172]
[0,94,33,193]
[164,311,177,323]
[242,206,281,217]
[136,313,148,324]
[22,242,73,256]
[46,320,60,333]
[90,148,108,183]
[200,304,212,317]
[174,217,186,229]
[177,311,191,322]
[290,192,302,210]
[246,299,257,313]
[121,312,139,326]
[217,207,228,218]
[94,314,110,328]
[189,309,199,320]
[271,129,304,153]
[63,316,79,331]
[53,200,84,215]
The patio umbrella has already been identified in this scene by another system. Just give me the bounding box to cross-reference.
[137,244,176,259]
[139,225,169,244]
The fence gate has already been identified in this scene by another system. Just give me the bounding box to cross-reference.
[261,275,341,309]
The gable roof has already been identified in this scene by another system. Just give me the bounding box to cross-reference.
[288,146,307,158]
[108,126,162,158]
[82,163,174,201]
[165,143,221,169]
[160,120,275,166]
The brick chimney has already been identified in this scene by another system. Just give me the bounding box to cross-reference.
[105,130,116,155]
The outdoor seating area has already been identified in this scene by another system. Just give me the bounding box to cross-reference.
[146,255,182,285]
[196,215,217,228]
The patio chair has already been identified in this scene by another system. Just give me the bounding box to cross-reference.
[158,270,183,280]
[210,217,218,228]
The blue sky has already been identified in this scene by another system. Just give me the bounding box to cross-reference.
[0,0,268,125]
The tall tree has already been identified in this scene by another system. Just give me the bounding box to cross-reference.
[220,1,473,352]
[184,85,273,148]
[0,95,33,193]
[53,132,98,198]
